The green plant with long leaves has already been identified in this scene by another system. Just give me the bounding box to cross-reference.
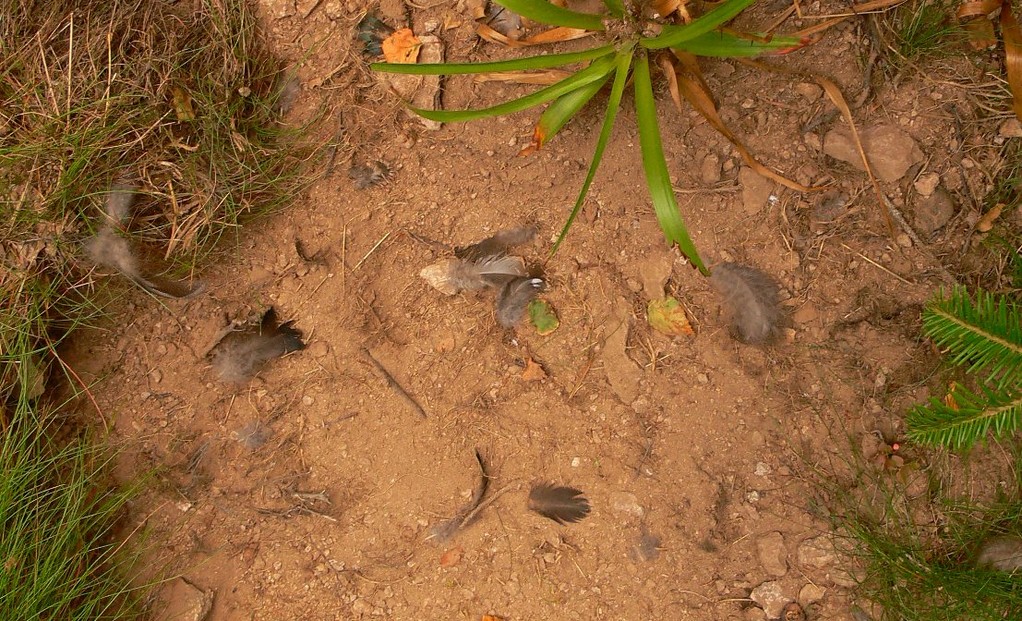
[372,0,808,270]
[907,286,1022,450]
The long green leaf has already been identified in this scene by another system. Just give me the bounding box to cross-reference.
[907,383,1022,450]
[601,0,625,18]
[551,45,635,256]
[642,0,756,49]
[633,52,707,274]
[495,0,606,30]
[371,45,615,75]
[923,287,1022,391]
[673,31,807,57]
[532,74,611,150]
[411,52,617,122]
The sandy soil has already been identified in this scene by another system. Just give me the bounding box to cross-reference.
[64,1,1021,619]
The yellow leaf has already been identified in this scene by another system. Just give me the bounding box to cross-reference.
[977,203,1005,232]
[170,85,195,121]
[647,296,694,336]
[382,28,422,64]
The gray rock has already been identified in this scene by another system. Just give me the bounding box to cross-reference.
[913,187,955,237]
[750,580,792,619]
[740,166,775,215]
[798,583,826,605]
[610,491,645,518]
[701,153,721,185]
[156,578,213,621]
[601,303,642,404]
[823,124,923,183]
[798,535,837,569]
[757,531,789,577]
[976,536,1022,571]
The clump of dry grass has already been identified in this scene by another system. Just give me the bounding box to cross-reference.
[0,0,315,401]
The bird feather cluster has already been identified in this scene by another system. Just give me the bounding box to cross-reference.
[85,180,204,299]
[420,226,544,327]
[208,307,306,384]
[709,262,784,344]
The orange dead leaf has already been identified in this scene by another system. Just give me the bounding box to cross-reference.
[522,357,547,382]
[977,203,1005,232]
[382,28,422,64]
[481,615,505,621]
[476,23,593,47]
[944,381,960,410]
[518,126,546,156]
[1000,0,1022,120]
[651,0,682,18]
[440,546,464,568]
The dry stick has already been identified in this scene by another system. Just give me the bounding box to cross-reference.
[66,12,74,123]
[47,342,109,432]
[442,482,520,538]
[362,347,427,419]
[840,243,914,285]
[353,231,391,271]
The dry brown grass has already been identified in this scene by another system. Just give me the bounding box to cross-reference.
[0,0,317,402]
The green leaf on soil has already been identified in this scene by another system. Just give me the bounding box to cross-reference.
[411,52,617,122]
[647,296,694,336]
[642,0,756,49]
[529,299,560,335]
[371,45,615,75]
[550,44,635,255]
[495,0,606,31]
[633,52,707,274]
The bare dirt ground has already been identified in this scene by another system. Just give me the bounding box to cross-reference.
[64,1,1021,619]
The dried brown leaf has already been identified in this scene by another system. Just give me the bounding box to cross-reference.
[977,202,1004,232]
[1001,0,1022,120]
[382,28,422,64]
[521,357,547,381]
[439,546,463,567]
[474,70,572,85]
[475,23,592,47]
[661,53,816,193]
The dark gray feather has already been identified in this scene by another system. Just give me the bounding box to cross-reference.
[495,277,544,327]
[528,483,590,525]
[210,307,305,383]
[455,226,537,262]
[447,255,527,291]
[709,262,783,344]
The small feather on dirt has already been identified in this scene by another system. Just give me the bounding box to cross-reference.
[528,483,591,525]
[209,307,306,384]
[348,161,391,189]
[709,262,784,344]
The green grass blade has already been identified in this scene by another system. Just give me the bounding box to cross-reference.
[906,384,1022,450]
[371,45,615,75]
[673,31,808,57]
[632,52,707,274]
[551,45,635,255]
[411,52,617,122]
[601,0,625,18]
[923,287,1022,391]
[495,0,606,30]
[642,0,756,49]
[532,73,611,149]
